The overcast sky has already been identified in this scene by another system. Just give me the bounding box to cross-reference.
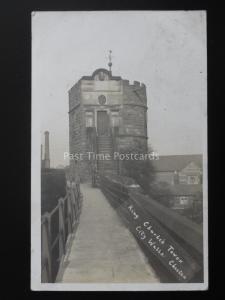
[32,11,206,167]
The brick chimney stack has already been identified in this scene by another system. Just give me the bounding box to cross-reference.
[44,131,50,169]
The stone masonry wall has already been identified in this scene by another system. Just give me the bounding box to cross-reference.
[69,82,91,181]
[121,80,148,138]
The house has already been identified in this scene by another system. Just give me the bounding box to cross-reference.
[151,155,203,222]
[169,184,202,210]
[152,154,203,185]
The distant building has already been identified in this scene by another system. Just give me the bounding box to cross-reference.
[69,63,148,181]
[152,154,203,220]
[152,154,202,185]
[169,184,202,209]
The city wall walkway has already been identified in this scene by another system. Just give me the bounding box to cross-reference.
[57,183,159,283]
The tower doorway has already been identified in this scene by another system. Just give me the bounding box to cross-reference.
[97,111,110,136]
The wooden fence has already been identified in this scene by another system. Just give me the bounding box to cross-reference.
[41,181,82,283]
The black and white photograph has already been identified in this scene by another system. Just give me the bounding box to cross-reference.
[31,10,207,291]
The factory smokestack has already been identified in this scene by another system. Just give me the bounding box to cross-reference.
[44,131,50,168]
[41,144,43,160]
[41,144,44,169]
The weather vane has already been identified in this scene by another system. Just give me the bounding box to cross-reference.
[108,50,112,73]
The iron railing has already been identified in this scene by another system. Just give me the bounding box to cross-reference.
[41,181,82,283]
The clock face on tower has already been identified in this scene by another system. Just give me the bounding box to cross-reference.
[98,95,106,105]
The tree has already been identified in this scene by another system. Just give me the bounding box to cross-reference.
[119,140,174,207]
[149,181,173,207]
[119,140,156,195]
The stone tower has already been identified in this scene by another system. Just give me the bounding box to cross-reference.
[69,68,148,181]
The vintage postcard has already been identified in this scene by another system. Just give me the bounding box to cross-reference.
[31,11,207,291]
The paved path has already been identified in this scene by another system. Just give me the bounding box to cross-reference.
[58,184,159,283]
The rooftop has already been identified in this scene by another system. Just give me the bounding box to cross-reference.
[170,184,202,196]
[152,154,203,172]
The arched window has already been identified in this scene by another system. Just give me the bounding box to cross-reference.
[94,71,109,81]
